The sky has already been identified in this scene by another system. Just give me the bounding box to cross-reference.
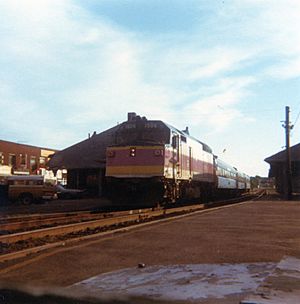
[1,0,300,177]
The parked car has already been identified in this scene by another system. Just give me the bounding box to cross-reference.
[7,175,57,204]
[56,184,85,199]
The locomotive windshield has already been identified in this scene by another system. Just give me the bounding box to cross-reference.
[114,120,170,145]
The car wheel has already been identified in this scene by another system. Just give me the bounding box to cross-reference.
[19,193,33,205]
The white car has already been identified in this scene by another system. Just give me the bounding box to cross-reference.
[56,184,85,199]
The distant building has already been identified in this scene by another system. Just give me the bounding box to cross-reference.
[257,177,275,190]
[0,139,57,183]
[265,143,300,194]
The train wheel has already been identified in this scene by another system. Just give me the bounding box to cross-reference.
[200,185,213,204]
[19,193,33,205]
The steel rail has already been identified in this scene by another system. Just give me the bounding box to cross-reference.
[0,208,158,234]
[0,214,104,232]
[0,211,91,224]
[0,205,203,244]
[0,208,155,232]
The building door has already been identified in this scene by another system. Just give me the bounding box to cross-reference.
[9,154,16,170]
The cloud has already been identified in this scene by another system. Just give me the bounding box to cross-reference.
[0,0,260,149]
[181,89,247,131]
[231,0,300,79]
[0,0,299,177]
[256,0,300,55]
[188,49,253,80]
[63,41,257,134]
[265,56,300,80]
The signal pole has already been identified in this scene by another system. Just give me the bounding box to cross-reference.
[283,106,293,200]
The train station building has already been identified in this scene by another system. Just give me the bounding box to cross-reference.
[265,143,300,194]
[47,125,119,196]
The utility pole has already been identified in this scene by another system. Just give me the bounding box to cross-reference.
[282,106,293,200]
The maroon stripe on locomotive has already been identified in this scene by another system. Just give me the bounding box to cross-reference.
[107,147,165,167]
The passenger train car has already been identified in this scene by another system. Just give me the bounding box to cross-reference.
[106,113,250,206]
[214,158,250,198]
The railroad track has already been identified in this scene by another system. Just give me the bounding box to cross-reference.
[0,191,263,263]
[0,205,204,245]
[0,208,154,233]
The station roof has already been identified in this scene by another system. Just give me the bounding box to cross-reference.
[265,143,300,163]
[47,125,119,170]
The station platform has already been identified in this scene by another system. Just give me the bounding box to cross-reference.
[1,198,300,303]
[69,256,300,303]
[241,256,300,304]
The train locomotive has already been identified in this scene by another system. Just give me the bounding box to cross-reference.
[106,113,250,207]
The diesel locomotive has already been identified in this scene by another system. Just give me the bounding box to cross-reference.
[106,113,250,207]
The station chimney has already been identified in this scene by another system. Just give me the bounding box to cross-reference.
[128,112,137,121]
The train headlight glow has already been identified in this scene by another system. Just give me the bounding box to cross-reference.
[130,147,136,157]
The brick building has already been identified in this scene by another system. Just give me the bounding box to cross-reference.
[0,139,57,179]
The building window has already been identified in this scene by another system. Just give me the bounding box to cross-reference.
[292,162,300,177]
[9,154,16,168]
[30,156,37,172]
[39,156,46,166]
[0,152,4,165]
[20,154,27,167]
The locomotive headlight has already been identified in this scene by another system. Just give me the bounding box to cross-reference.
[130,147,136,157]
[107,150,115,157]
[154,149,163,156]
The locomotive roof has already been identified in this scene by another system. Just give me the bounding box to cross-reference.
[215,157,238,173]
[116,118,213,153]
[215,157,249,177]
[163,122,213,153]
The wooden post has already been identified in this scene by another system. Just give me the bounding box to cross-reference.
[284,106,293,200]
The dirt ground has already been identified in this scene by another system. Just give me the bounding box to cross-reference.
[1,198,300,302]
[0,197,110,215]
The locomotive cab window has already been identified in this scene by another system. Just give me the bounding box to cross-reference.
[172,135,179,148]
[115,120,170,145]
